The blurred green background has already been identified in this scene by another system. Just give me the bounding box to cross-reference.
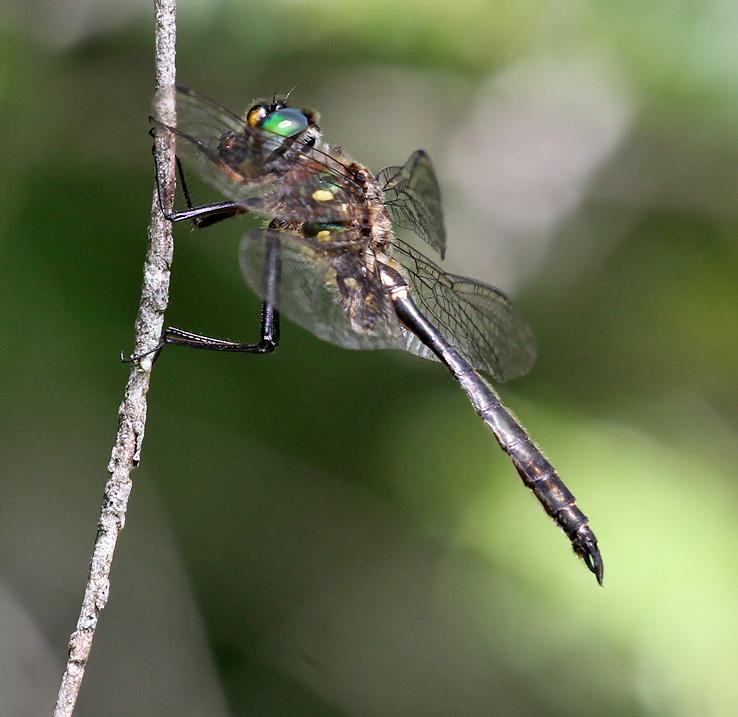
[1,1,737,715]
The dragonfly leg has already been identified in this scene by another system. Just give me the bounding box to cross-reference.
[151,134,247,226]
[162,201,246,227]
[123,233,282,363]
[122,301,280,364]
[163,299,279,353]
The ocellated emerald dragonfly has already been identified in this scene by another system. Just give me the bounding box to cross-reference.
[138,85,603,584]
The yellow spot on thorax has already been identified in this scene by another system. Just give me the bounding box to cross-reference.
[312,189,334,202]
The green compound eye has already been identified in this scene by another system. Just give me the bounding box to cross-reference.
[260,108,309,137]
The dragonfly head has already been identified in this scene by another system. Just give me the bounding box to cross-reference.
[246,96,320,140]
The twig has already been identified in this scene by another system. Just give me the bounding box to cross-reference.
[52,2,177,715]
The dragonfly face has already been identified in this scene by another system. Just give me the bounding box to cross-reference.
[149,85,603,584]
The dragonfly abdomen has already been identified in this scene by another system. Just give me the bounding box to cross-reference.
[492,422,601,576]
[489,426,578,519]
[464,377,603,584]
[384,272,603,584]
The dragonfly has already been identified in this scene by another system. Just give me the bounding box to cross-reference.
[142,84,603,585]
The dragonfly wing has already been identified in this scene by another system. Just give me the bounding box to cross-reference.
[377,150,447,259]
[240,229,405,351]
[152,85,366,224]
[393,239,536,382]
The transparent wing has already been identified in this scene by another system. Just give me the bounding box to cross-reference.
[377,150,447,259]
[240,229,405,351]
[393,239,536,382]
[152,85,366,224]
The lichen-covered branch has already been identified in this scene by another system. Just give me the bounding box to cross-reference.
[52,2,176,715]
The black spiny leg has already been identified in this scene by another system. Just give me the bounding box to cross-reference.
[161,233,281,354]
[123,297,279,363]
[151,129,247,226]
[123,220,282,364]
[157,297,279,354]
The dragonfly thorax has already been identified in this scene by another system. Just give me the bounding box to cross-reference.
[348,161,394,251]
